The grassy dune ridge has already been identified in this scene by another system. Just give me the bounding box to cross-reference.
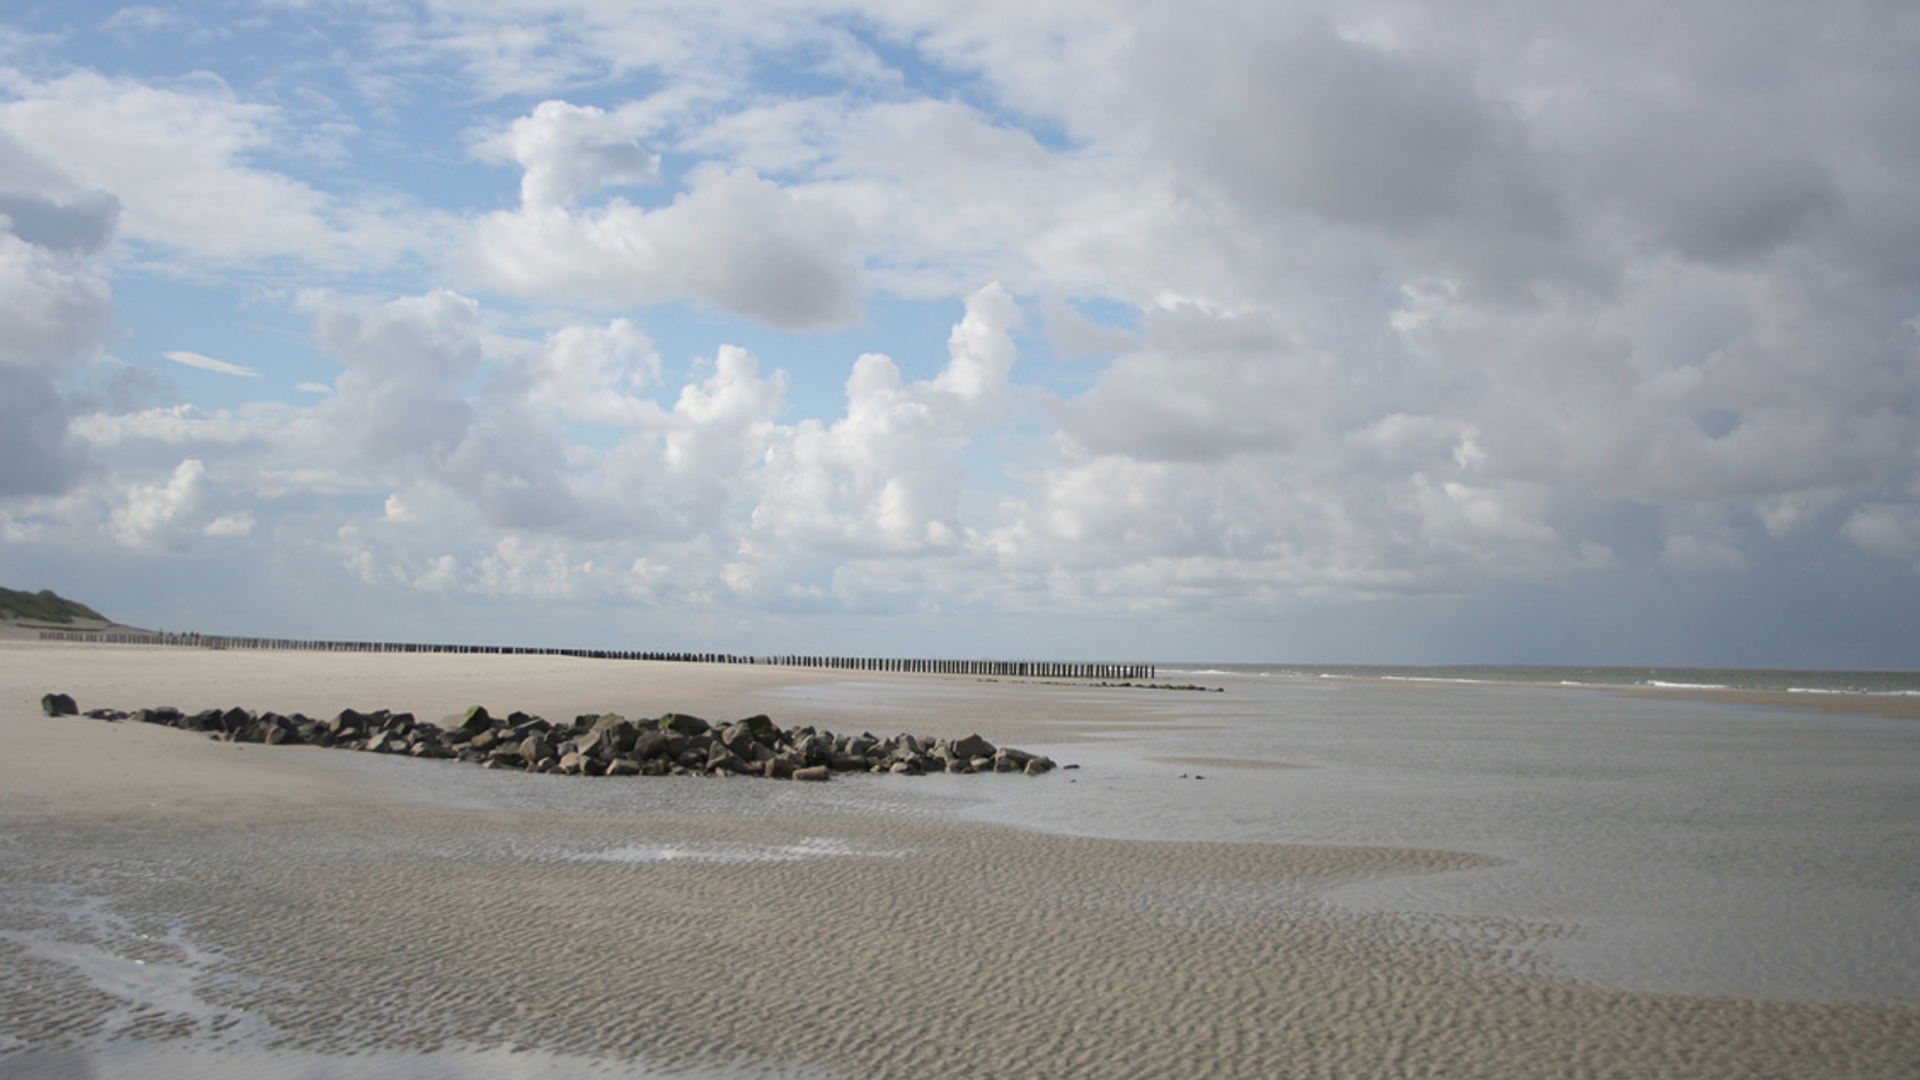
[0,586,108,625]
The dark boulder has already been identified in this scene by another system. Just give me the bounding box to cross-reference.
[735,714,779,742]
[658,713,711,736]
[40,693,78,716]
[632,731,671,760]
[951,733,995,760]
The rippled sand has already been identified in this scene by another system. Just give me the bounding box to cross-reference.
[4,643,1917,1079]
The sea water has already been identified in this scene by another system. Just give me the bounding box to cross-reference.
[354,665,1920,1004]
[879,667,1920,1005]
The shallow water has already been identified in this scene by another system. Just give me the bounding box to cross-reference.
[2,1041,825,1079]
[778,673,1920,1005]
[330,671,1920,1005]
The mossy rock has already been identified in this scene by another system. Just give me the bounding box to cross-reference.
[657,713,711,736]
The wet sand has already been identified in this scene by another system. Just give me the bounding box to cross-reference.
[4,642,1918,1078]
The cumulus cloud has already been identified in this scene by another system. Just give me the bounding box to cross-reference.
[109,458,229,550]
[473,111,863,327]
[309,288,594,532]
[314,289,486,469]
[516,318,661,425]
[486,99,659,208]
[754,284,1018,554]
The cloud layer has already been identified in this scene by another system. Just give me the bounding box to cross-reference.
[2,0,1918,663]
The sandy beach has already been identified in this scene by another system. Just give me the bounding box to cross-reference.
[4,641,1918,1079]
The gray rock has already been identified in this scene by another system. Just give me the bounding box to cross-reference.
[458,705,494,734]
[572,730,607,760]
[595,718,639,754]
[735,714,778,742]
[793,766,831,782]
[520,733,552,763]
[951,733,995,759]
[658,713,710,736]
[632,731,671,760]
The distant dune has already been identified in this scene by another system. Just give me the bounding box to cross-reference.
[0,585,140,639]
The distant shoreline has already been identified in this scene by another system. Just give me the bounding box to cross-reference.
[1169,664,1920,721]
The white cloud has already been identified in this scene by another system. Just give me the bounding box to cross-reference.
[471,161,863,328]
[314,288,485,470]
[100,6,178,34]
[518,317,661,425]
[110,458,214,550]
[1058,303,1338,462]
[485,99,658,208]
[1844,503,1920,568]
[753,284,1018,554]
[204,511,256,538]
[165,350,262,377]
[0,68,439,268]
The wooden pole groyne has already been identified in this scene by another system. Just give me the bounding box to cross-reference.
[34,630,1156,681]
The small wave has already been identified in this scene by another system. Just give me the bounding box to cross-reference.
[1787,686,1920,697]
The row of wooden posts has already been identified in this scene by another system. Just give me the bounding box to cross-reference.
[36,629,1157,681]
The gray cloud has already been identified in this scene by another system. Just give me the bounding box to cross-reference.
[0,135,117,498]
[1129,11,1559,239]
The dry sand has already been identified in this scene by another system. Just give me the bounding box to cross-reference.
[3,642,1917,1079]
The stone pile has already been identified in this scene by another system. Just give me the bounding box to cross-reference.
[41,693,1055,780]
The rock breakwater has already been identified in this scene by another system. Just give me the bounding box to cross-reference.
[40,693,1056,780]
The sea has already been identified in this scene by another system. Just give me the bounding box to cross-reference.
[769,662,1920,1005]
[1223,662,1920,696]
[5,662,1918,1078]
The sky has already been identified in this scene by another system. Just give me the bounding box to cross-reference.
[2,1,1919,667]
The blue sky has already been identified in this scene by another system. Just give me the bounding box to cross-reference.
[4,1,1920,666]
